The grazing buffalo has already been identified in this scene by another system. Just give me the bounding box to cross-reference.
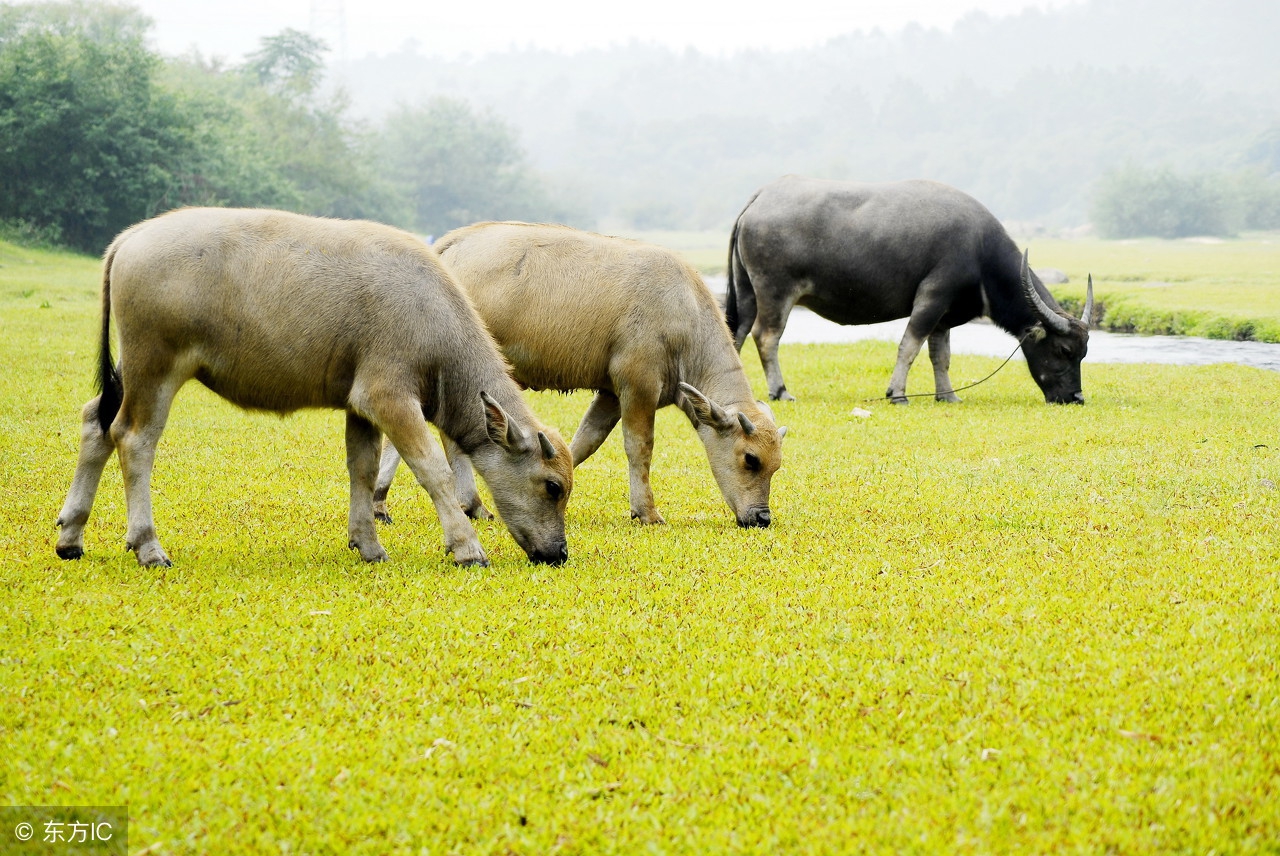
[726,176,1093,403]
[55,208,573,568]
[375,222,786,528]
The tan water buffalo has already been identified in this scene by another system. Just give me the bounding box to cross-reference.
[55,208,573,568]
[374,222,786,527]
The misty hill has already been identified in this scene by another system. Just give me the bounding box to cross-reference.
[335,0,1280,231]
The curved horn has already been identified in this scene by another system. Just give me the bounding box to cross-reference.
[1021,249,1070,335]
[1081,274,1095,328]
[737,412,756,435]
[537,431,557,460]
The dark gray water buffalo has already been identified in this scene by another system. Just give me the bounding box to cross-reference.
[55,208,573,568]
[726,176,1093,404]
[374,222,785,528]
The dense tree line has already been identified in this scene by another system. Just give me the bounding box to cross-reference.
[0,1,577,253]
[4,0,1278,247]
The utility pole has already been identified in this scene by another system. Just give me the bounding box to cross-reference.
[309,0,348,68]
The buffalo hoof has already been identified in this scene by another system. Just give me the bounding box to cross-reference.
[349,540,389,563]
[450,547,490,568]
[888,395,910,405]
[373,510,393,525]
[448,540,489,567]
[631,510,667,525]
[464,503,494,521]
[128,540,173,567]
[770,388,796,402]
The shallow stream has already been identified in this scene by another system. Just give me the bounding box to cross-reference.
[703,276,1280,373]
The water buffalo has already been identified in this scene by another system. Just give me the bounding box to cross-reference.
[374,222,786,528]
[726,176,1093,404]
[55,208,573,568]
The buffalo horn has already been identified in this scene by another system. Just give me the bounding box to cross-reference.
[1021,249,1070,335]
[537,431,557,460]
[737,412,756,435]
[1081,274,1095,328]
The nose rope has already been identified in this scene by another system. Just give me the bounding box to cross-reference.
[863,331,1033,403]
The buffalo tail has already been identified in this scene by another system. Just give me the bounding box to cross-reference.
[96,243,123,435]
[724,190,762,351]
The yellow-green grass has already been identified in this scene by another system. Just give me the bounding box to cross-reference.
[2,240,1279,853]
[1033,236,1280,342]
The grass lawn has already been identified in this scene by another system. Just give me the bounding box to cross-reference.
[2,239,1278,853]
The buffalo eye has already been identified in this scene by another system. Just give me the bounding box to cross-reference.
[545,480,564,501]
[744,453,761,472]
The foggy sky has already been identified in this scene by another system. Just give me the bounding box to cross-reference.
[127,0,1065,62]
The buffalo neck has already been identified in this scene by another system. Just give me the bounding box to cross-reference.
[426,333,532,457]
[982,243,1053,337]
[679,310,759,412]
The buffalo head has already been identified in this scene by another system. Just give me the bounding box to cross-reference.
[1019,250,1093,404]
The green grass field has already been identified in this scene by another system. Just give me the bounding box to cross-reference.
[2,238,1279,853]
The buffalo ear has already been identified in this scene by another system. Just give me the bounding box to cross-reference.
[481,391,529,451]
[679,382,732,431]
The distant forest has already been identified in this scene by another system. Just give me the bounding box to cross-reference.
[336,0,1280,233]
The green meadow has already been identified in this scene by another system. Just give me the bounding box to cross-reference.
[2,237,1278,853]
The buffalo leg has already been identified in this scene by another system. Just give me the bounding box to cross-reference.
[750,287,800,402]
[442,435,493,520]
[928,329,962,403]
[569,391,621,466]
[372,441,400,524]
[346,412,388,562]
[114,377,183,568]
[55,396,117,560]
[361,395,488,567]
[374,438,494,522]
[618,384,664,524]
[888,283,952,404]
[886,326,929,404]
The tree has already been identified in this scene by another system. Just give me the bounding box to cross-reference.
[1090,165,1227,239]
[243,28,327,95]
[375,97,579,237]
[0,3,191,251]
